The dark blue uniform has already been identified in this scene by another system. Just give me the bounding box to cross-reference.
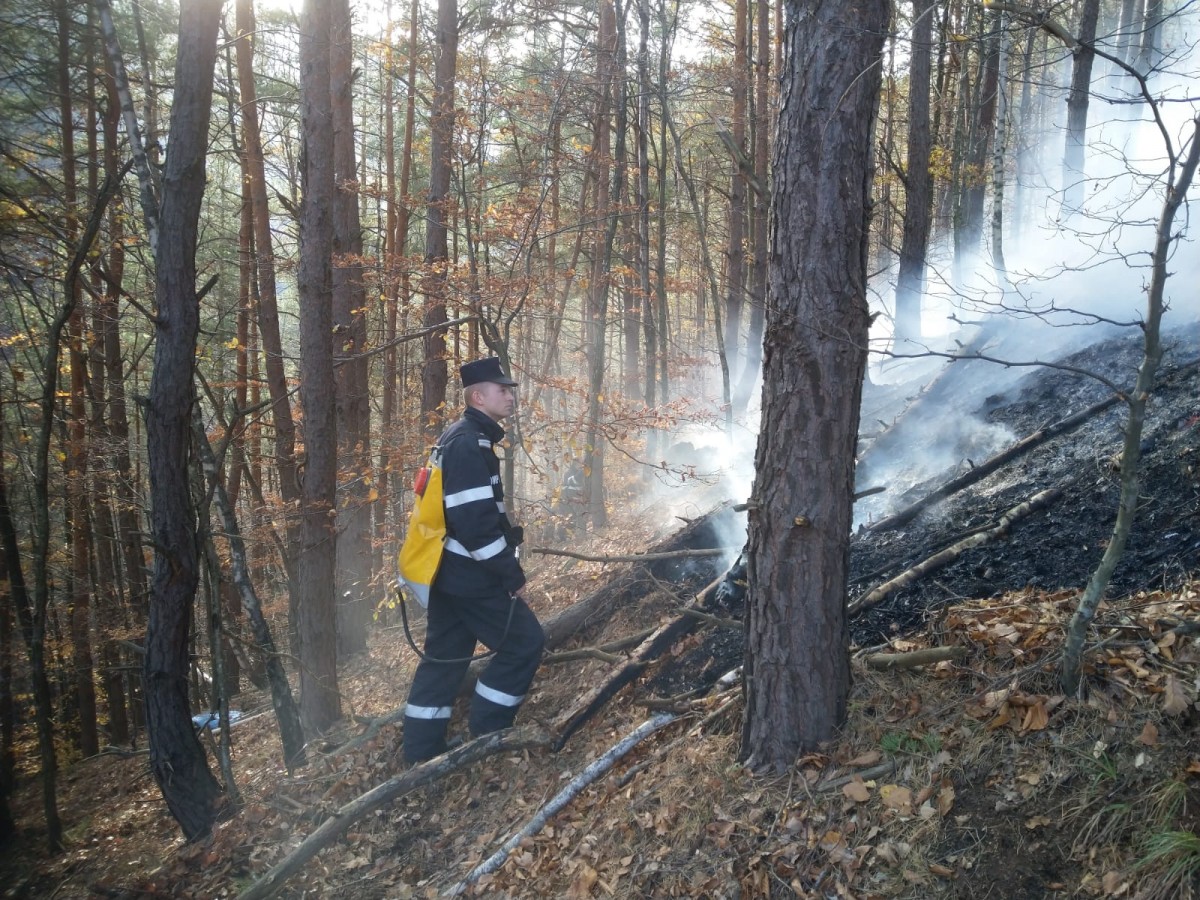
[403,407,544,763]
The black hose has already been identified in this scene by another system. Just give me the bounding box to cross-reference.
[396,585,518,664]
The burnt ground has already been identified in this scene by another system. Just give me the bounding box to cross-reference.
[849,322,1200,645]
[648,321,1200,693]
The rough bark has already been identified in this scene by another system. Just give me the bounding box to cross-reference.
[331,0,372,656]
[144,0,225,841]
[741,0,887,774]
[296,0,342,735]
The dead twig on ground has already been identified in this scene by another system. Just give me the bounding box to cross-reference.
[445,714,678,896]
[862,646,967,669]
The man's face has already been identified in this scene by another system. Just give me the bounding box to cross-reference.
[472,381,516,422]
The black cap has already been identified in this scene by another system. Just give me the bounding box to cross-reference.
[460,357,518,388]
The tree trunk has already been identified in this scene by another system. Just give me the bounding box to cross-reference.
[296,0,342,736]
[193,414,307,769]
[655,0,675,406]
[1063,0,1100,213]
[1135,0,1163,75]
[421,0,457,440]
[144,0,225,841]
[331,0,372,656]
[233,0,300,601]
[894,0,935,346]
[97,51,149,629]
[956,9,999,267]
[635,0,657,465]
[585,0,617,530]
[1116,0,1139,65]
[733,0,770,412]
[56,0,99,759]
[0,437,26,847]
[724,0,749,374]
[990,7,1009,292]
[741,0,886,774]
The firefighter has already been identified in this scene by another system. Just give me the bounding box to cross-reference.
[402,357,545,763]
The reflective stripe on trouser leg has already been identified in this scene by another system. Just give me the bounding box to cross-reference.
[402,589,476,763]
[466,594,545,736]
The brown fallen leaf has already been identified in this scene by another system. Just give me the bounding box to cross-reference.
[567,862,599,899]
[843,778,871,803]
[845,749,882,767]
[937,784,955,816]
[880,784,913,815]
[1137,722,1159,746]
[1162,674,1190,716]
[1101,869,1129,896]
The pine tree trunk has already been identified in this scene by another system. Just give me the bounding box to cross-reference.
[331,0,372,656]
[585,0,617,530]
[144,0,225,841]
[296,0,342,736]
[421,0,457,440]
[741,0,886,774]
[233,0,301,599]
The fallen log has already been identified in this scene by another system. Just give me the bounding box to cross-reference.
[552,574,725,750]
[860,393,1121,535]
[535,502,742,649]
[848,488,1062,616]
[237,726,552,900]
[445,714,678,896]
[862,646,967,669]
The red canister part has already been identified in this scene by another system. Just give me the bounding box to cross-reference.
[413,466,430,497]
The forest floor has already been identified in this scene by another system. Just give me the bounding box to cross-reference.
[3,322,1200,899]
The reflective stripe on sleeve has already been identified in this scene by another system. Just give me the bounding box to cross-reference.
[405,704,452,720]
[475,681,524,707]
[444,485,494,508]
[477,438,492,448]
[445,535,508,561]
